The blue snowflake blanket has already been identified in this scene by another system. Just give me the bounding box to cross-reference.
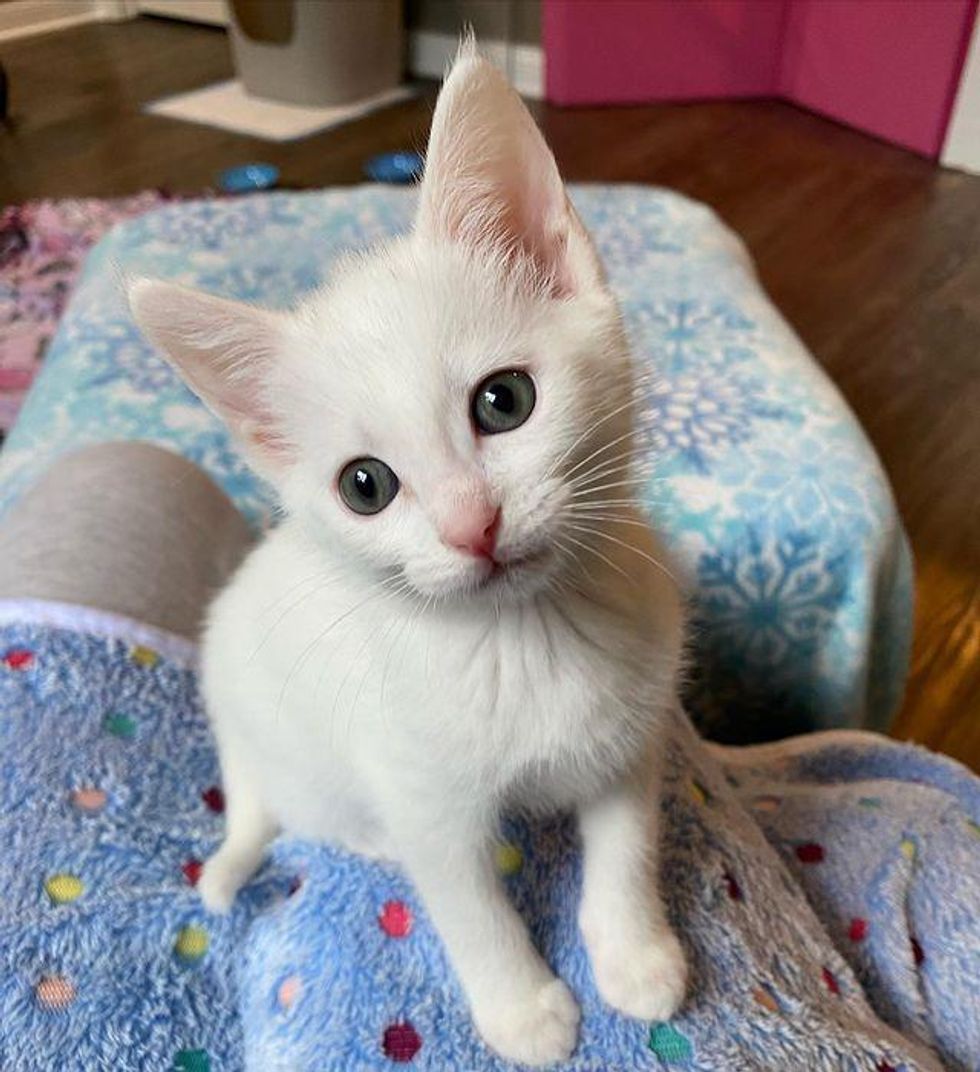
[1,604,976,1072]
[0,185,912,742]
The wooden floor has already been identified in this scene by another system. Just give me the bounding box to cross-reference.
[2,19,978,769]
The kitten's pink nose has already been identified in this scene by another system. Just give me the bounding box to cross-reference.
[440,505,501,560]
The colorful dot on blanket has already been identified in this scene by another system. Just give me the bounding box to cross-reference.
[858,797,883,808]
[173,1049,210,1072]
[379,900,413,938]
[201,786,225,813]
[104,712,136,739]
[182,859,203,887]
[911,937,924,966]
[174,925,209,963]
[848,918,868,942]
[494,842,523,876]
[795,842,824,864]
[648,1023,693,1062]
[821,967,840,995]
[751,795,781,812]
[44,873,84,905]
[689,779,711,806]
[71,786,106,813]
[876,1062,897,1072]
[752,986,779,1013]
[967,819,980,838]
[35,975,75,1009]
[277,975,301,1010]
[722,870,742,901]
[3,648,34,670]
[130,645,160,668]
[900,838,916,862]
[382,1021,422,1062]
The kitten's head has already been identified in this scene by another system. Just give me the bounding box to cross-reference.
[130,43,639,604]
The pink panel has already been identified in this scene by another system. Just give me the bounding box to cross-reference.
[779,0,977,157]
[544,0,789,106]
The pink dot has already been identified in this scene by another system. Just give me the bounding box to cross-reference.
[182,859,203,886]
[795,842,825,864]
[383,1022,422,1063]
[848,918,868,942]
[379,900,413,938]
[35,975,75,1009]
[201,786,225,813]
[278,975,301,1009]
[822,967,840,995]
[4,649,34,670]
[71,787,107,813]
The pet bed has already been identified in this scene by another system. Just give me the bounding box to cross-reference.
[0,185,911,741]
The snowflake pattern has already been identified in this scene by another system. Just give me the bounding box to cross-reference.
[0,185,913,737]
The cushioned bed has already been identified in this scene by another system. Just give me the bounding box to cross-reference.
[0,185,912,741]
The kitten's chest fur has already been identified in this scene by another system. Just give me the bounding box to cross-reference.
[205,522,682,838]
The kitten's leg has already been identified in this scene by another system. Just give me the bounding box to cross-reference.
[397,819,580,1066]
[578,768,687,1020]
[198,739,278,914]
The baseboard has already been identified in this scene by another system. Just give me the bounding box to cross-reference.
[0,0,100,42]
[409,30,544,100]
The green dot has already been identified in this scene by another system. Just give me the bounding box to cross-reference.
[648,1023,693,1063]
[104,712,136,740]
[173,1050,210,1072]
[858,797,883,809]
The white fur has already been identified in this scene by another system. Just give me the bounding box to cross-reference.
[130,42,687,1067]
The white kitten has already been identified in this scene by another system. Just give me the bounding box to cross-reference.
[130,42,687,1067]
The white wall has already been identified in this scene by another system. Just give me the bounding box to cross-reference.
[943,15,980,174]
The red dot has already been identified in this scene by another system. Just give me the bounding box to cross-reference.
[379,900,413,938]
[722,870,742,901]
[848,918,868,942]
[877,1063,897,1072]
[795,842,825,864]
[3,649,34,670]
[382,1022,421,1062]
[201,787,225,813]
[182,858,203,886]
[822,967,840,995]
[911,936,924,966]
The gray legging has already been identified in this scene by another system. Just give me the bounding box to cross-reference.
[0,442,253,639]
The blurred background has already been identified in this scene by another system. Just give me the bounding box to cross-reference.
[0,0,977,769]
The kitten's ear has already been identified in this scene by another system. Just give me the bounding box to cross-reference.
[128,279,290,476]
[416,38,604,296]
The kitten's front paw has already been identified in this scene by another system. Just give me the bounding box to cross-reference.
[474,978,580,1067]
[197,853,247,914]
[589,927,687,1021]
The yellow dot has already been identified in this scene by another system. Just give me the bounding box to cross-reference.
[690,779,710,806]
[900,838,916,861]
[131,645,160,668]
[967,819,980,839]
[44,873,84,905]
[495,842,523,876]
[174,925,209,962]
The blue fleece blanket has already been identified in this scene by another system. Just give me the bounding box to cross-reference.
[0,606,975,1071]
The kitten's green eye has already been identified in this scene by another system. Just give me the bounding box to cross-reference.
[338,458,399,515]
[472,370,536,435]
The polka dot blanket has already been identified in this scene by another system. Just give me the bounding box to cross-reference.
[1,603,976,1071]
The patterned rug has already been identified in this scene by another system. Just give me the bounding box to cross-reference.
[0,192,191,439]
